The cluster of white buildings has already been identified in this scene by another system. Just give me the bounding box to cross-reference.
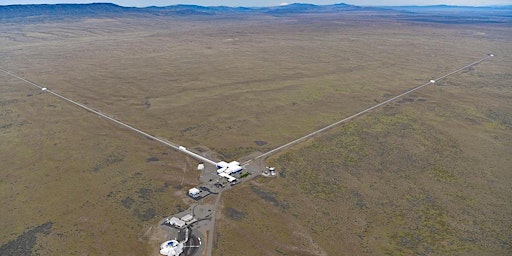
[262,166,277,177]
[188,161,243,199]
[161,159,244,255]
[215,161,242,182]
[166,214,196,229]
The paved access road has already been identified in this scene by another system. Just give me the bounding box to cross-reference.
[183,230,202,256]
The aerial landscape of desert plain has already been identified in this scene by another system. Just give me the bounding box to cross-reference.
[0,2,511,256]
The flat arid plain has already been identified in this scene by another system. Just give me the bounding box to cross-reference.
[1,5,511,255]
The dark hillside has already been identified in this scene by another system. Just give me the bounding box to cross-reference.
[0,3,130,17]
[384,5,512,24]
[0,3,146,22]
[264,3,365,14]
[0,3,511,24]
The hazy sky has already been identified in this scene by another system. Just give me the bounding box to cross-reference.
[1,0,511,7]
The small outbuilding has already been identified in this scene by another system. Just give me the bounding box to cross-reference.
[168,217,186,228]
[218,172,237,182]
[181,214,194,223]
[188,188,200,198]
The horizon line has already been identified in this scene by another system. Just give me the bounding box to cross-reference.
[1,2,510,8]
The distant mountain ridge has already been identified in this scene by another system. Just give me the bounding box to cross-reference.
[0,2,369,20]
[0,2,511,23]
[385,4,512,11]
[142,2,365,15]
[0,3,136,19]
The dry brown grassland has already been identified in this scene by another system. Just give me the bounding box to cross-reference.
[0,13,511,255]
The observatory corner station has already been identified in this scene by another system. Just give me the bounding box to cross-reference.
[0,53,494,256]
[178,146,242,183]
[215,161,243,182]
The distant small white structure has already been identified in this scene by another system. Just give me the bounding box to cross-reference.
[197,163,205,171]
[160,240,184,256]
[188,188,200,198]
[167,217,186,228]
[430,80,436,83]
[490,54,494,57]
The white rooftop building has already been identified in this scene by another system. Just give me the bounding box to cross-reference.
[218,172,237,182]
[216,161,242,174]
[167,217,185,228]
[188,188,200,198]
[181,214,194,223]
[160,240,184,256]
[216,161,242,182]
